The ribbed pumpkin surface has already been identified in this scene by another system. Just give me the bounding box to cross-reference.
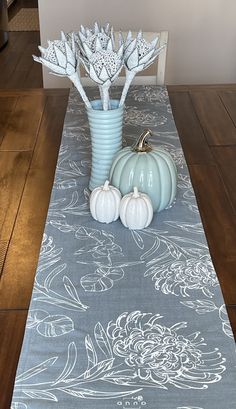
[109,147,177,212]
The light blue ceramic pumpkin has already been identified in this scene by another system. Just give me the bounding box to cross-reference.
[109,129,177,212]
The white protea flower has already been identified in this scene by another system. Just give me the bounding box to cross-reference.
[119,31,166,106]
[78,22,115,61]
[81,39,124,110]
[33,39,77,76]
[33,38,91,108]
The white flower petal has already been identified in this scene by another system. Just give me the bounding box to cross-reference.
[118,32,124,48]
[117,44,124,59]
[38,45,46,55]
[85,28,91,36]
[137,30,143,40]
[60,31,67,41]
[139,48,155,65]
[126,47,139,70]
[32,55,41,63]
[111,64,123,81]
[95,37,103,51]
[65,42,76,67]
[37,57,66,75]
[94,22,100,34]
[83,42,93,59]
[79,31,86,43]
[66,62,76,76]
[106,38,113,51]
[99,65,109,82]
[151,36,159,48]
[54,45,67,68]
[89,64,103,84]
[126,30,133,45]
[80,25,86,35]
[124,38,136,57]
[104,23,110,34]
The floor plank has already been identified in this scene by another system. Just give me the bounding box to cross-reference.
[0,94,45,150]
[0,241,9,274]
[189,164,236,304]
[0,32,42,89]
[219,90,236,129]
[0,310,27,409]
[190,90,236,146]
[0,151,31,242]
[0,93,68,309]
[168,91,214,164]
[0,97,17,146]
[212,146,236,214]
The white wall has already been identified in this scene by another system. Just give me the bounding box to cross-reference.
[38,0,236,87]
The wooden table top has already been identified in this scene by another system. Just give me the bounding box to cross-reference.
[0,85,236,409]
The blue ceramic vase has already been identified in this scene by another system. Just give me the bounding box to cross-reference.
[86,100,124,190]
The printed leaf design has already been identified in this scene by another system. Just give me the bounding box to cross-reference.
[11,403,28,409]
[85,335,98,370]
[55,342,77,384]
[37,315,74,337]
[83,359,114,380]
[56,178,77,189]
[50,220,75,233]
[181,300,217,314]
[219,305,234,339]
[182,201,198,214]
[26,310,48,328]
[63,276,83,303]
[81,267,124,292]
[61,386,141,399]
[140,236,160,260]
[23,390,57,401]
[34,294,87,311]
[94,322,113,358]
[168,235,207,249]
[15,357,57,383]
[222,322,234,339]
[177,407,204,409]
[166,241,182,260]
[44,264,67,291]
[131,230,144,249]
[165,221,203,234]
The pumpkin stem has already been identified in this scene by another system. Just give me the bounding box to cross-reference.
[103,180,110,190]
[133,187,139,198]
[133,129,153,152]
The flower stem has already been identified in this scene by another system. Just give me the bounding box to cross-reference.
[102,85,110,110]
[119,70,135,107]
[69,72,91,108]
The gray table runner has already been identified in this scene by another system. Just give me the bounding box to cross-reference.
[11,86,236,409]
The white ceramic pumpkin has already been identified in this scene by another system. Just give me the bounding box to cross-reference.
[90,180,121,223]
[120,187,153,230]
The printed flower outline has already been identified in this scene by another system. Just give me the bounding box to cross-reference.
[152,255,218,298]
[107,311,225,389]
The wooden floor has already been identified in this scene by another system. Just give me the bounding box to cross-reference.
[0,31,236,409]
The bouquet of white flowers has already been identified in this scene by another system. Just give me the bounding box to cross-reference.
[33,22,166,110]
